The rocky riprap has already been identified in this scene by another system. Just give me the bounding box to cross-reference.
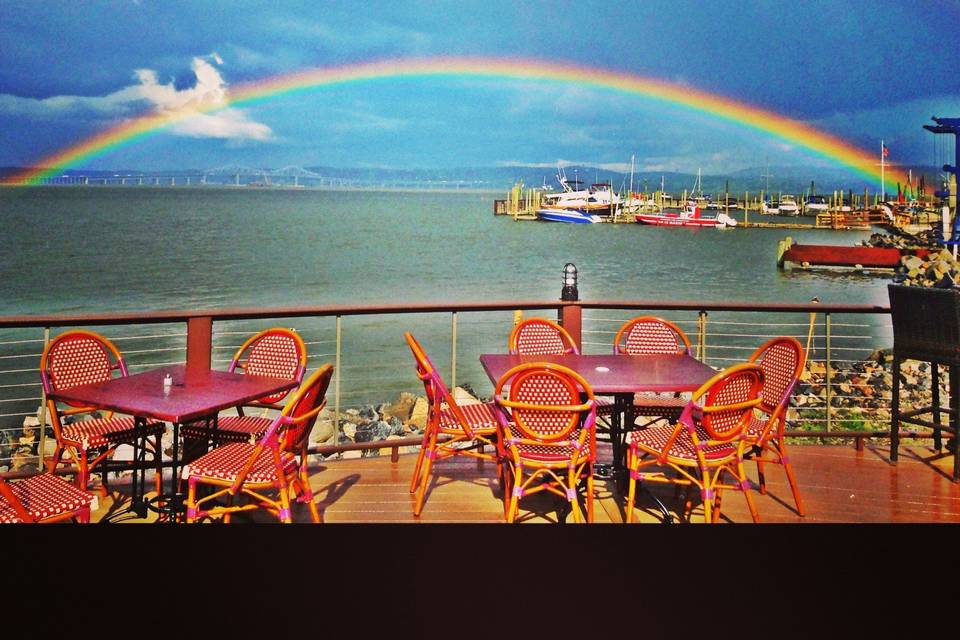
[863,232,960,288]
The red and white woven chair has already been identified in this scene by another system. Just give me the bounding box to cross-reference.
[509,317,580,355]
[0,473,94,524]
[613,316,694,430]
[493,362,597,523]
[509,317,615,417]
[181,327,307,451]
[183,364,333,524]
[741,336,806,518]
[625,363,763,524]
[405,332,500,517]
[41,330,165,493]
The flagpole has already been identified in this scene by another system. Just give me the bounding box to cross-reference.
[880,139,885,201]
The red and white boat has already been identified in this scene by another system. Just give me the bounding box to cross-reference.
[635,201,737,228]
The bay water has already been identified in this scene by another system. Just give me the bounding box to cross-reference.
[0,186,891,420]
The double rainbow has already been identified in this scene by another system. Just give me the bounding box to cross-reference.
[7,56,907,186]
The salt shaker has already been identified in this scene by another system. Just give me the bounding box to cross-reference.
[163,373,173,394]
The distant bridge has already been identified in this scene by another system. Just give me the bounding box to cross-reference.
[13,166,347,188]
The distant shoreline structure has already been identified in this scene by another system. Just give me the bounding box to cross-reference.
[0,163,942,195]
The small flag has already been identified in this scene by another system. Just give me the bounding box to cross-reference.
[882,144,890,158]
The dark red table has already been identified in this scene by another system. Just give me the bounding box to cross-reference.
[480,353,717,517]
[48,364,298,520]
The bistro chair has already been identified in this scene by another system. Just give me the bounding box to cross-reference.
[508,317,580,355]
[509,317,614,416]
[181,327,307,452]
[0,473,95,523]
[613,316,694,430]
[41,330,165,493]
[493,362,597,523]
[625,363,763,524]
[405,332,500,517]
[183,363,333,524]
[741,336,806,518]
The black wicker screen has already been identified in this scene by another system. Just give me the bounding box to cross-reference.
[888,284,960,366]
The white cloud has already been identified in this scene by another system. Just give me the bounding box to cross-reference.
[0,54,272,142]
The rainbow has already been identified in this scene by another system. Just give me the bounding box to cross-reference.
[7,56,909,186]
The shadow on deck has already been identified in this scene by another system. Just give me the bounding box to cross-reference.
[91,442,960,524]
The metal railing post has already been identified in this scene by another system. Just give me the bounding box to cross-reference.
[825,312,832,432]
[335,315,342,440]
[697,311,708,362]
[451,312,458,389]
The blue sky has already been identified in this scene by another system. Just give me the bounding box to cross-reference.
[0,0,958,174]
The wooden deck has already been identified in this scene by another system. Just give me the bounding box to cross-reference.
[90,442,960,524]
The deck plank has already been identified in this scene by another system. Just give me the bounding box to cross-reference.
[89,443,960,523]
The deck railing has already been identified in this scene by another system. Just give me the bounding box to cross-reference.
[0,297,905,474]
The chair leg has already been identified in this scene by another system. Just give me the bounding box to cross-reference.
[506,468,522,523]
[46,444,63,474]
[76,505,91,524]
[755,447,767,495]
[278,482,293,524]
[778,443,806,516]
[567,468,583,524]
[412,447,435,517]
[701,485,713,524]
[737,461,761,524]
[185,478,198,523]
[409,438,429,494]
[77,449,90,492]
[501,463,514,520]
[153,434,163,496]
[295,467,321,524]
[625,450,636,523]
[586,469,594,523]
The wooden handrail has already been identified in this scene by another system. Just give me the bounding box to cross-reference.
[0,298,889,329]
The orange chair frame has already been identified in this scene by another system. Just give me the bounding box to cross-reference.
[625,362,763,524]
[613,315,694,431]
[508,317,580,355]
[181,327,308,454]
[613,315,692,356]
[184,364,333,524]
[742,336,806,517]
[405,332,499,517]
[40,329,164,493]
[493,362,597,523]
[228,327,308,413]
[0,474,92,523]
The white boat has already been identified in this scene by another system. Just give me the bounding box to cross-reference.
[779,195,800,216]
[761,198,780,215]
[536,207,602,224]
[540,167,622,214]
[802,194,829,216]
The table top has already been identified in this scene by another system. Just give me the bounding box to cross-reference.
[47,364,298,424]
[479,353,717,394]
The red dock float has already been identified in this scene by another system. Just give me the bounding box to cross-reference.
[777,239,932,270]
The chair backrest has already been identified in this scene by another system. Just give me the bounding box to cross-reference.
[494,362,596,443]
[748,337,804,417]
[508,318,580,355]
[684,363,763,442]
[613,316,691,356]
[40,330,128,406]
[404,332,477,438]
[229,328,307,406]
[268,364,334,454]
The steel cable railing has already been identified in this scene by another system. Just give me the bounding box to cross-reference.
[0,299,926,476]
